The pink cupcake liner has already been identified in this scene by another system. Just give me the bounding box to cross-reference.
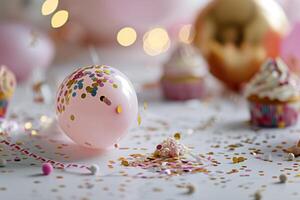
[161,78,205,101]
[249,101,299,128]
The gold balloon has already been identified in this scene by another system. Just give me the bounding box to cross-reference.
[193,0,289,91]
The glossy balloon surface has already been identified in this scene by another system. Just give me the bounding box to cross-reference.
[56,65,138,149]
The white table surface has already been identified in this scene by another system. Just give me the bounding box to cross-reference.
[1,47,300,200]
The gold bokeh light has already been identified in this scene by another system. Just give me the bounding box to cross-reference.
[41,0,59,16]
[178,24,194,44]
[143,28,170,56]
[51,10,69,28]
[117,27,137,47]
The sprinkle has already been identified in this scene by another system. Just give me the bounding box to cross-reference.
[104,98,111,105]
[232,156,246,164]
[137,114,142,125]
[232,157,238,163]
[0,158,7,167]
[70,115,75,121]
[81,93,86,99]
[164,169,171,175]
[104,69,110,75]
[143,101,148,110]
[42,163,53,175]
[100,96,105,101]
[174,132,181,140]
[183,184,196,195]
[279,174,287,183]
[121,160,129,167]
[238,157,246,162]
[287,153,295,161]
[254,191,262,200]
[116,105,122,114]
[113,84,118,88]
[88,164,100,175]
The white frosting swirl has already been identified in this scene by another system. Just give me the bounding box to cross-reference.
[245,58,300,101]
[163,43,207,77]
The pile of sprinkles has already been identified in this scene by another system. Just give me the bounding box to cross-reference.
[119,134,210,176]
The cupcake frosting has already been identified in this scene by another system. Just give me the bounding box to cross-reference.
[245,58,300,101]
[0,66,16,99]
[163,43,207,77]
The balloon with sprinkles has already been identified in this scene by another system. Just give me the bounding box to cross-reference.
[56,65,138,149]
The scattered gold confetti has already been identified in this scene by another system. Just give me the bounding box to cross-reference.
[254,191,262,200]
[153,188,163,192]
[295,173,300,177]
[116,105,122,114]
[232,156,246,164]
[143,101,148,110]
[137,114,142,126]
[70,115,75,121]
[121,160,129,167]
[174,132,181,140]
[183,184,195,195]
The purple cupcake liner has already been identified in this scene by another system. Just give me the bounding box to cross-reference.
[161,78,205,101]
[249,100,299,128]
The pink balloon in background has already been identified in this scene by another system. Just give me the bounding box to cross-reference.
[277,0,300,25]
[0,22,55,81]
[281,22,300,75]
[56,65,138,150]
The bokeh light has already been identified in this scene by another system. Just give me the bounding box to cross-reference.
[178,24,194,44]
[117,27,137,47]
[24,122,33,130]
[41,0,59,16]
[51,10,69,28]
[143,28,170,56]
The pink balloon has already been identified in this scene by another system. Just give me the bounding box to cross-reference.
[0,22,55,81]
[56,65,138,150]
[277,0,300,25]
[281,22,300,75]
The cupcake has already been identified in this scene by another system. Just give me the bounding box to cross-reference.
[245,58,300,128]
[161,43,207,101]
[0,66,16,118]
